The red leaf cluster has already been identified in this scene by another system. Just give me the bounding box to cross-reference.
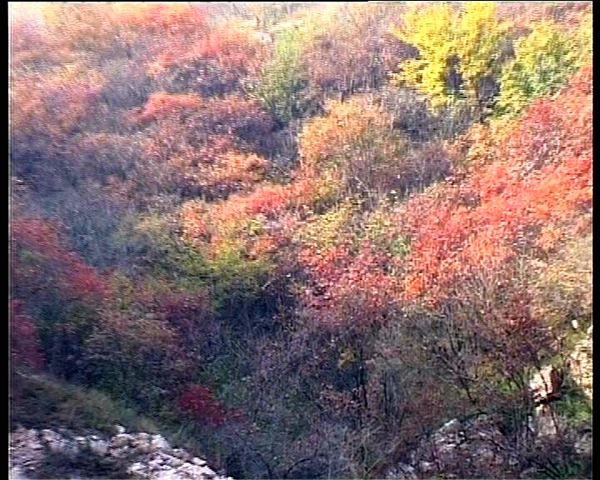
[153,292,214,342]
[176,384,226,428]
[11,217,108,301]
[10,299,45,372]
[396,65,592,304]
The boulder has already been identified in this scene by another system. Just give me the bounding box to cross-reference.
[172,448,191,460]
[166,456,184,468]
[150,434,172,452]
[111,433,135,449]
[574,430,593,456]
[389,414,518,479]
[39,429,80,457]
[89,439,109,456]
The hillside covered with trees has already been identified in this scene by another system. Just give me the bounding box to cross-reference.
[9,2,592,479]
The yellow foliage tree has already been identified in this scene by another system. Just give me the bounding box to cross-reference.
[390,2,507,112]
[389,3,456,108]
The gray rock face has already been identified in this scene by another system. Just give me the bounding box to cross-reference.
[386,330,594,479]
[9,427,45,479]
[385,415,519,479]
[574,430,593,457]
[40,428,80,457]
[89,439,109,456]
[386,409,592,479]
[111,433,136,449]
[569,326,593,400]
[9,424,232,480]
[150,434,172,453]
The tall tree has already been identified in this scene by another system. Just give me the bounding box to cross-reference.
[496,21,589,116]
[390,2,507,115]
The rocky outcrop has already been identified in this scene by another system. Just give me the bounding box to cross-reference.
[386,348,592,479]
[527,325,593,440]
[9,424,232,480]
[386,326,593,480]
[569,325,593,399]
[529,326,593,405]
[385,410,592,479]
[385,415,521,479]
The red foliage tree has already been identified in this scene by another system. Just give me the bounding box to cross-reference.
[129,93,274,199]
[149,20,269,97]
[176,384,226,428]
[10,299,45,372]
[395,65,592,305]
[299,245,400,332]
[151,291,216,351]
[11,217,107,302]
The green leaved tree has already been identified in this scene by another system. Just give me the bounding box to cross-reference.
[496,21,587,116]
[253,24,309,125]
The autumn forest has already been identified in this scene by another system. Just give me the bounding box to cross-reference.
[9,2,592,479]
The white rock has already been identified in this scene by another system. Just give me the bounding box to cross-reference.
[109,446,131,459]
[128,462,145,473]
[40,429,62,445]
[149,456,166,469]
[89,439,108,456]
[9,466,27,480]
[111,433,135,448]
[151,435,171,452]
[115,425,126,434]
[196,465,216,478]
[440,418,461,433]
[39,429,79,457]
[10,426,231,480]
[12,427,39,446]
[437,442,458,454]
[57,441,80,457]
[183,464,206,477]
[172,448,190,460]
[574,431,592,456]
[165,456,184,468]
[134,442,153,455]
[155,470,180,480]
[14,431,43,451]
